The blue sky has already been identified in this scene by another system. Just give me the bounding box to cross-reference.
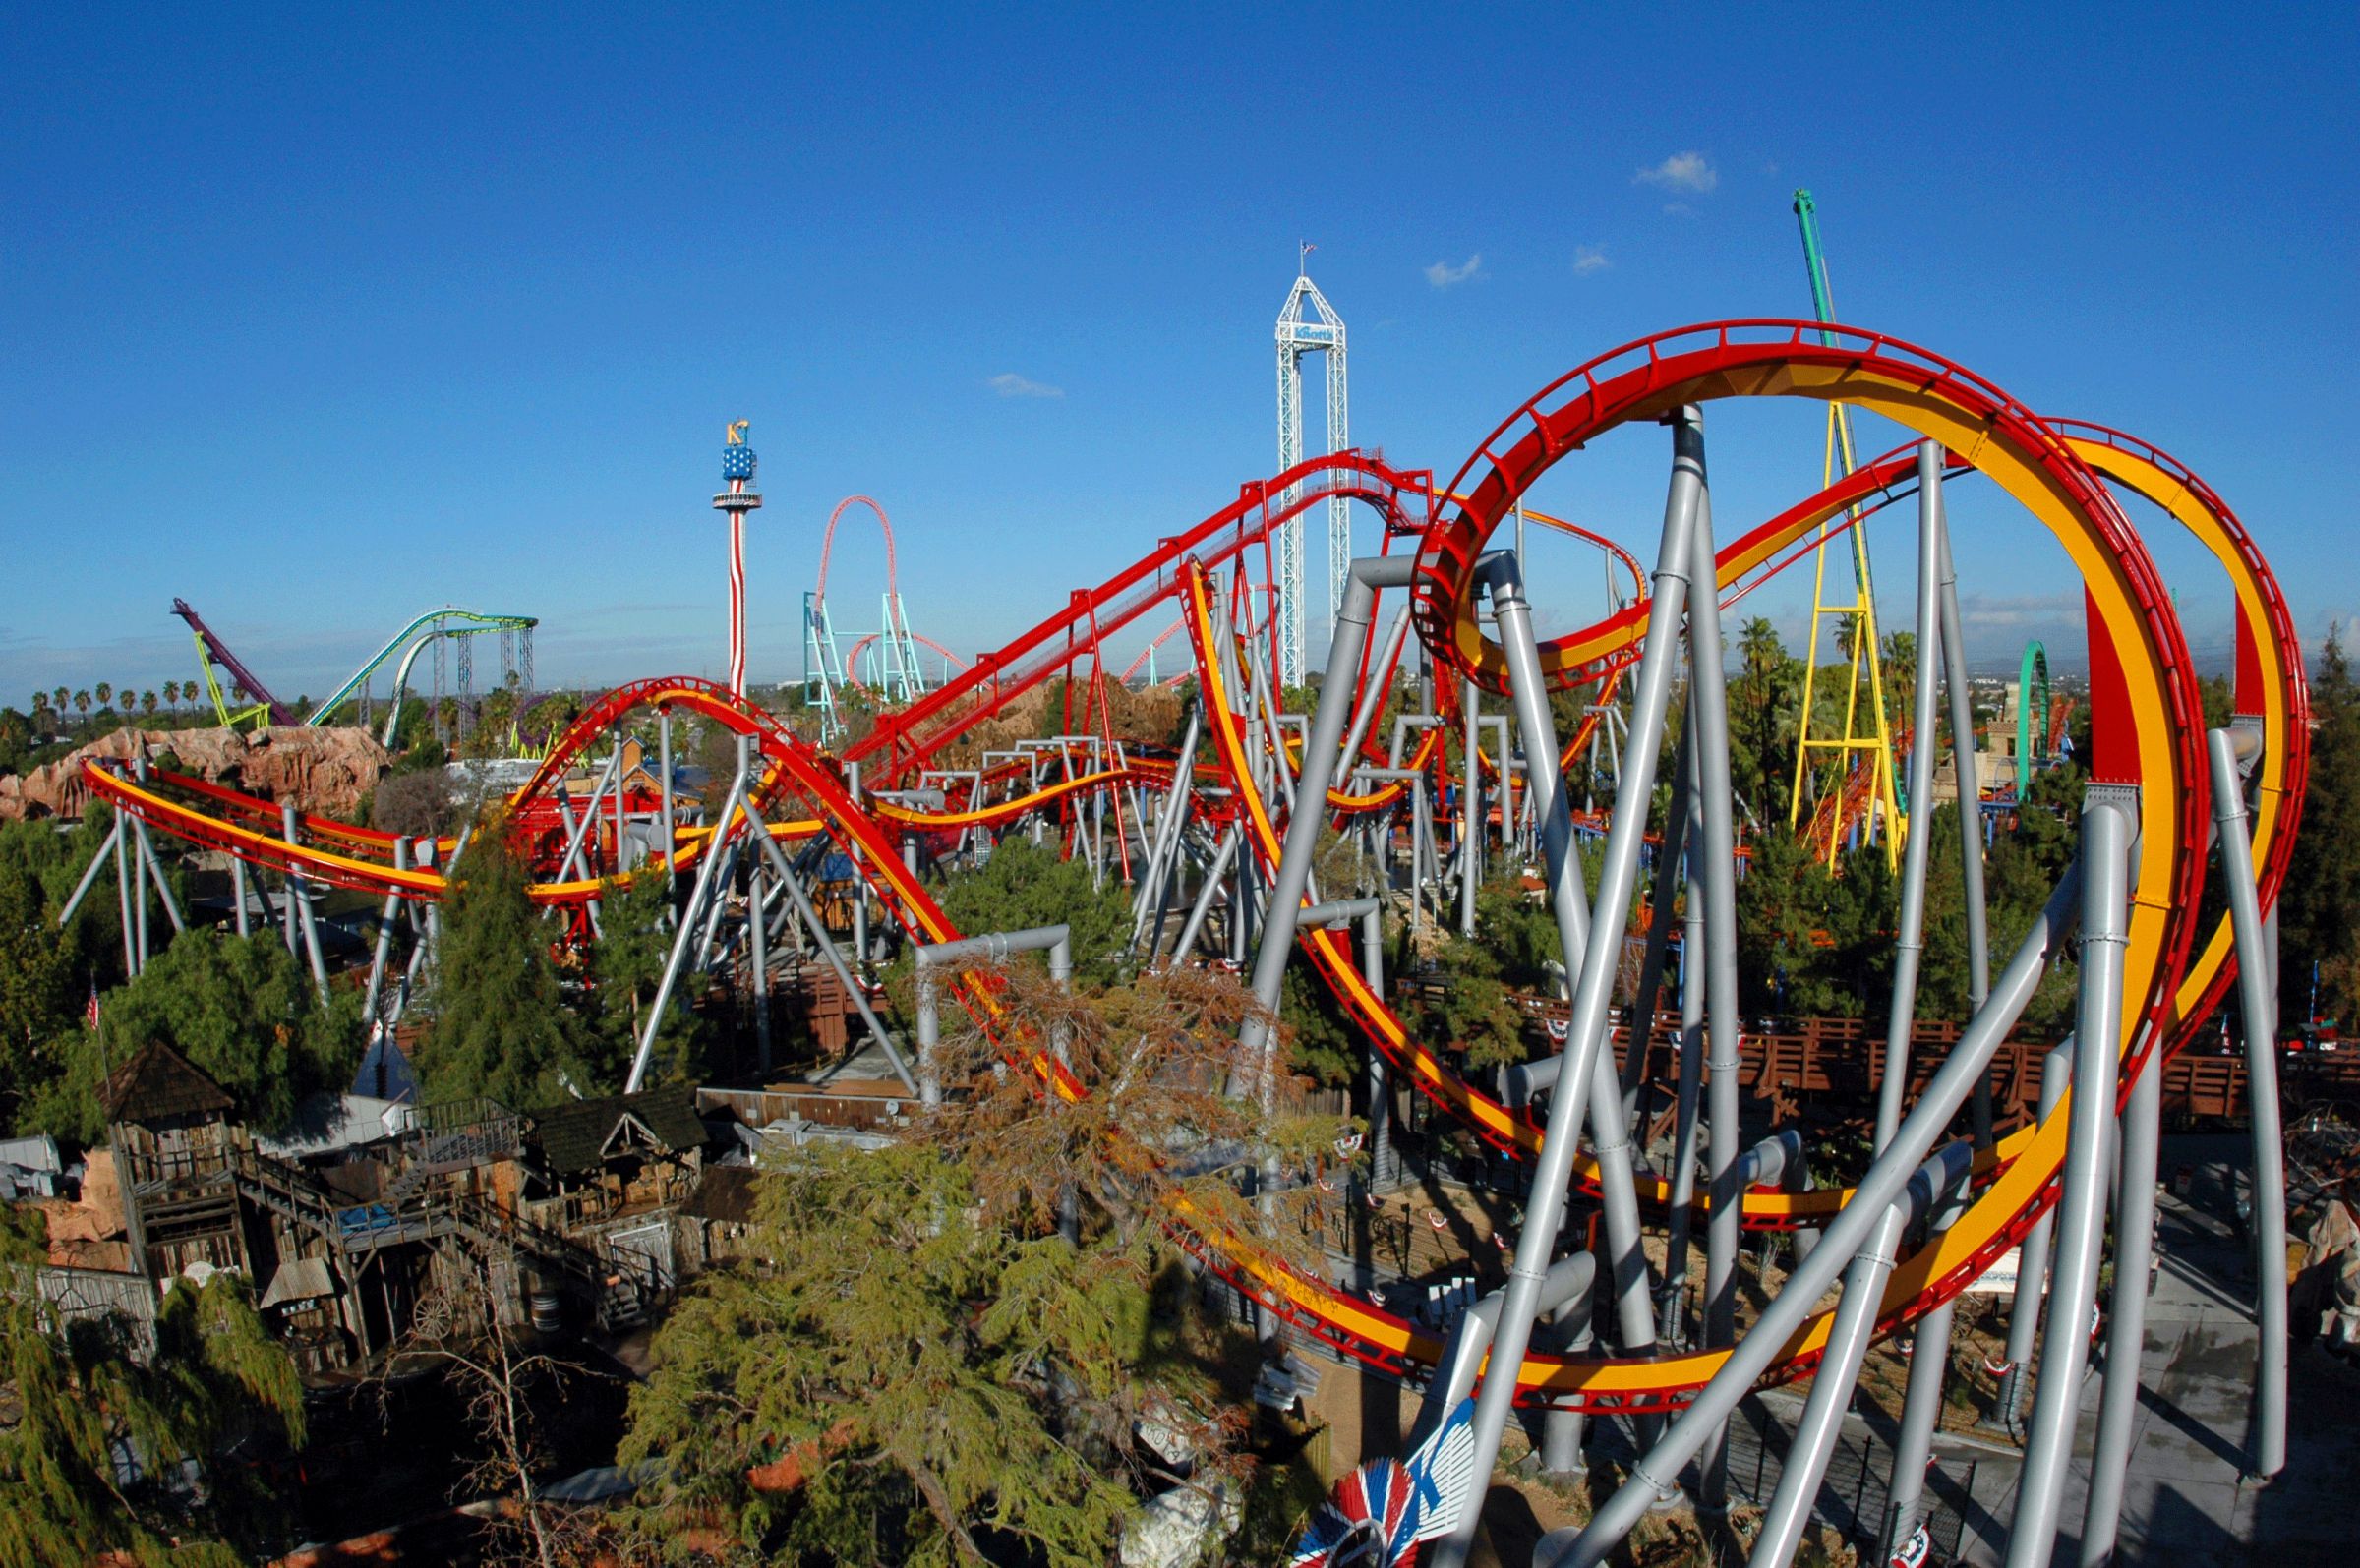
[4,4,2354,707]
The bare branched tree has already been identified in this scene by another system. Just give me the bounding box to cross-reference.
[382,1234,609,1568]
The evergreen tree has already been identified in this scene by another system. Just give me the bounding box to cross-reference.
[419,837,578,1109]
[577,869,700,1090]
[2281,627,2360,1028]
[620,963,1344,1565]
[0,1213,308,1565]
[25,929,362,1141]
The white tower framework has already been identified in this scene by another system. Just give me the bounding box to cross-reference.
[1275,250,1349,687]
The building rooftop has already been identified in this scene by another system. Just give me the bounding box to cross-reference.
[99,1042,234,1126]
[527,1085,706,1177]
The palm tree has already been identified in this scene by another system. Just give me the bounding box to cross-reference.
[94,683,112,712]
[51,686,67,715]
[163,679,181,712]
[72,690,89,721]
[141,690,158,718]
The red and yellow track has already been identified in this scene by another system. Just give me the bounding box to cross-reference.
[83,319,2300,1414]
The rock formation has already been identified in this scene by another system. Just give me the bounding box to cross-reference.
[0,726,391,822]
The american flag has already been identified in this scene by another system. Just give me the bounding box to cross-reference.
[86,980,99,1030]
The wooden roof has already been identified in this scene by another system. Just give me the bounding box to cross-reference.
[100,1042,234,1126]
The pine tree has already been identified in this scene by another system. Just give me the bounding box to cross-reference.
[0,1214,308,1565]
[620,963,1345,1565]
[419,837,577,1109]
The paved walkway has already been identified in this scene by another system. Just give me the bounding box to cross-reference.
[1961,1133,2360,1566]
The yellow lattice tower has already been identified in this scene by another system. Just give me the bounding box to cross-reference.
[1785,191,1902,868]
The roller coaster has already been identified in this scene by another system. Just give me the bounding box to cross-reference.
[172,598,537,745]
[89,319,2304,1568]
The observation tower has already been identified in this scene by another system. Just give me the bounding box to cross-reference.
[1275,245,1348,687]
[715,420,763,698]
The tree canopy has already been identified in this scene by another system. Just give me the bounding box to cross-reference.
[620,963,1344,1566]
[0,1212,308,1566]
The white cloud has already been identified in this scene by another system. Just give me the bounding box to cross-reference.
[1635,150,1717,194]
[1572,244,1610,275]
[1424,253,1483,289]
[988,373,1064,399]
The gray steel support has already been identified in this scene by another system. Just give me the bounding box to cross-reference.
[1173,824,1241,963]
[1934,512,1995,1144]
[282,802,330,1002]
[419,837,445,971]
[628,757,751,1092]
[2079,1027,2161,1566]
[57,818,124,929]
[1661,773,1708,1345]
[364,838,409,1021]
[2004,798,2134,1568]
[1541,1264,1599,1477]
[1534,859,2085,1568]
[1335,604,1412,790]
[126,763,184,938]
[133,818,149,967]
[1359,899,1393,1190]
[1436,410,1707,1568]
[1240,556,1416,1105]
[658,707,675,872]
[1460,676,1480,937]
[915,925,1072,1112]
[113,816,138,972]
[738,798,918,1095]
[1882,1160,1974,1559]
[1878,442,1949,1155]
[2209,726,2288,1478]
[750,850,772,1073]
[1996,1040,2071,1428]
[1408,1253,1598,1447]
[848,761,869,965]
[1681,431,1747,1509]
[553,788,604,940]
[1622,717,1692,1117]
[1750,1144,1974,1568]
[1133,705,1201,949]
[611,729,627,871]
[231,852,250,939]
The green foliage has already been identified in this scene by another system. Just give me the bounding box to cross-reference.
[0,1235,307,1566]
[1401,877,1569,1072]
[932,835,1134,987]
[575,869,702,1091]
[418,837,581,1109]
[25,930,361,1143]
[2281,628,2360,1030]
[621,963,1329,1566]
